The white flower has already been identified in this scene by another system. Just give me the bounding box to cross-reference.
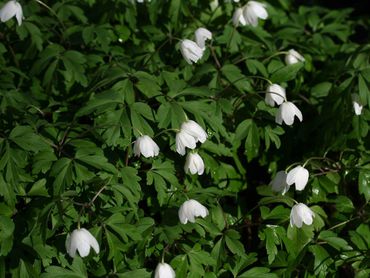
[180,39,204,65]
[232,8,247,26]
[134,135,159,158]
[185,152,204,175]
[210,0,219,11]
[290,203,315,228]
[181,120,207,144]
[154,262,176,278]
[65,228,99,258]
[0,0,23,26]
[352,93,363,115]
[178,199,209,224]
[195,27,212,50]
[242,1,268,27]
[176,130,197,156]
[286,165,309,191]
[275,101,303,125]
[285,49,305,65]
[265,84,286,107]
[270,171,290,195]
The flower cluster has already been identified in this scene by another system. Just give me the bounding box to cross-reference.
[264,49,305,126]
[270,165,314,228]
[180,27,212,64]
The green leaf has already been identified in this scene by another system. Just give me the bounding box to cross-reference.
[270,63,304,83]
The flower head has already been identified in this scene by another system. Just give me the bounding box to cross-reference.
[265,84,286,107]
[185,152,205,175]
[180,39,204,65]
[290,203,315,228]
[0,0,23,26]
[176,130,197,156]
[178,199,209,224]
[242,1,268,27]
[275,101,303,125]
[180,120,207,144]
[65,228,99,258]
[352,93,363,115]
[154,262,176,278]
[134,135,159,158]
[232,8,247,27]
[195,27,212,50]
[285,49,305,65]
[286,165,309,191]
[270,171,290,195]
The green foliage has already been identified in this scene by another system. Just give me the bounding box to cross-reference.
[0,0,369,277]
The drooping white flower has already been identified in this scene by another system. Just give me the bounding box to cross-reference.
[180,39,204,65]
[178,199,209,224]
[265,84,286,107]
[180,120,207,144]
[232,7,247,27]
[210,0,219,11]
[185,152,204,175]
[0,0,23,26]
[65,228,100,258]
[195,27,212,50]
[133,135,160,158]
[270,171,290,195]
[275,101,303,126]
[290,203,315,228]
[154,262,176,278]
[351,93,363,115]
[242,1,268,27]
[286,165,309,191]
[176,130,197,156]
[285,49,305,65]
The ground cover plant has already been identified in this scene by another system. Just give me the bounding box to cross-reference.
[0,0,369,277]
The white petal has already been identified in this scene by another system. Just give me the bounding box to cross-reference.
[266,84,286,106]
[0,1,17,22]
[286,166,300,186]
[195,27,212,50]
[155,263,176,278]
[275,107,283,125]
[176,130,196,155]
[181,120,207,143]
[249,1,268,19]
[294,167,309,191]
[14,1,22,25]
[270,171,289,194]
[180,39,204,64]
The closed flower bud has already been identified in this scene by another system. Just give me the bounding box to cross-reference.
[275,101,303,126]
[154,262,176,278]
[290,203,315,228]
[178,199,209,224]
[185,152,204,175]
[352,93,363,115]
[134,135,160,158]
[286,165,309,191]
[270,171,290,195]
[195,27,212,50]
[285,49,305,65]
[180,39,204,65]
[265,84,286,107]
[242,1,268,27]
[0,0,23,26]
[65,228,100,258]
[180,120,207,144]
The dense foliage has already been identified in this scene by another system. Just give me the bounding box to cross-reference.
[0,0,369,277]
